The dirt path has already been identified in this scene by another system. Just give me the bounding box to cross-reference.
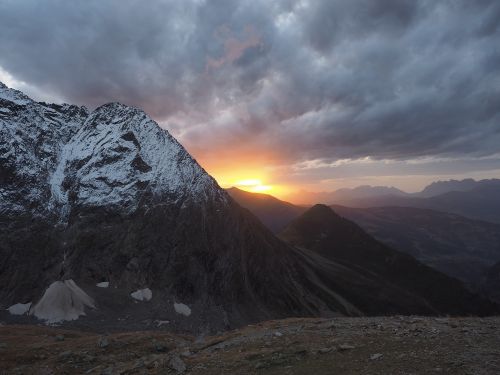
[1,316,499,374]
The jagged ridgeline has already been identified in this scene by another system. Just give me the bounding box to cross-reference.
[0,82,496,332]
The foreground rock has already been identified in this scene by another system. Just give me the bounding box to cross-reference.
[0,316,499,374]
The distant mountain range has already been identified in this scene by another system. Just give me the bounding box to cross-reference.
[417,178,487,198]
[338,183,500,224]
[294,179,500,224]
[296,185,407,204]
[228,188,500,297]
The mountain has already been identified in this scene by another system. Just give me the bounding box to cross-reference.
[0,82,495,332]
[332,185,408,200]
[226,187,306,233]
[290,180,500,216]
[332,205,500,289]
[294,185,408,205]
[279,205,495,315]
[416,178,500,198]
[341,184,500,224]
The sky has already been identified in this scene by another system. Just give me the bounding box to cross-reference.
[0,0,499,202]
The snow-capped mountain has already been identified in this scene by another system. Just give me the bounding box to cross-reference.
[0,82,496,332]
[50,101,225,219]
[1,81,223,220]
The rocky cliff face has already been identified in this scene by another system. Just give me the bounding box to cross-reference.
[0,82,496,333]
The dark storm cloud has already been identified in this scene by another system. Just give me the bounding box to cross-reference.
[0,0,499,165]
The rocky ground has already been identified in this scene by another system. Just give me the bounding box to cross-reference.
[0,316,499,375]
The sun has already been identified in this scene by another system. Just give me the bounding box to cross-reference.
[234,179,272,193]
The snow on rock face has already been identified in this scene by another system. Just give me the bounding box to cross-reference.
[0,82,88,217]
[7,302,32,315]
[131,288,152,301]
[0,80,226,220]
[96,281,109,288]
[174,302,192,317]
[50,103,224,214]
[0,84,31,106]
[30,280,95,323]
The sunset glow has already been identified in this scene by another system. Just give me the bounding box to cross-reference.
[235,179,272,193]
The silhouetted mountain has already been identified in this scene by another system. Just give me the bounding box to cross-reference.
[416,179,500,198]
[279,205,496,315]
[333,185,408,200]
[332,205,500,289]
[226,187,306,233]
[337,184,500,224]
[295,185,408,205]
[291,179,500,208]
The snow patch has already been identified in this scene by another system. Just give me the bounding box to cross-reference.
[155,319,170,327]
[30,280,95,323]
[96,281,109,288]
[130,288,152,301]
[174,302,191,317]
[7,302,32,315]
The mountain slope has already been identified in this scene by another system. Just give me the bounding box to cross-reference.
[279,205,495,315]
[226,187,306,233]
[0,82,496,332]
[332,205,500,289]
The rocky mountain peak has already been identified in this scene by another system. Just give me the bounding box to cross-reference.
[0,81,32,106]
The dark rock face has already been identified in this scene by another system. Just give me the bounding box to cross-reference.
[0,83,497,333]
[279,205,498,316]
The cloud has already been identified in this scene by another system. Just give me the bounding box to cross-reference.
[0,0,499,179]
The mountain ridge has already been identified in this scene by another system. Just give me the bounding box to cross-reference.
[290,178,500,207]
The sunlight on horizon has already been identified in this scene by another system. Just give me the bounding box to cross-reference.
[234,178,272,193]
